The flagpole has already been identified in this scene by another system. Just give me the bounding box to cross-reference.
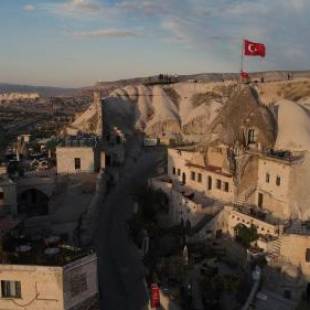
[240,39,244,82]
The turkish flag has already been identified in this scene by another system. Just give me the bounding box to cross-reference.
[240,71,249,79]
[244,40,266,57]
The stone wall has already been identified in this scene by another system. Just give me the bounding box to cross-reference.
[63,254,98,310]
[0,264,64,310]
[256,157,292,219]
[224,206,280,237]
[280,234,310,280]
[56,147,96,174]
[167,148,235,202]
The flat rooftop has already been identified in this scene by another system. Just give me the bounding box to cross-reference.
[58,136,98,148]
[284,220,310,236]
[248,149,304,164]
[0,233,95,267]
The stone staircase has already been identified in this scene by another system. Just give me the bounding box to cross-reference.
[266,238,282,262]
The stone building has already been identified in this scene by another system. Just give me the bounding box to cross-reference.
[0,250,98,310]
[167,146,235,203]
[255,150,303,219]
[151,141,310,285]
[56,137,101,174]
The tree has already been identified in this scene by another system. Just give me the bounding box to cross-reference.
[234,224,258,247]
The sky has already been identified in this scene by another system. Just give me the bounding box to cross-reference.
[0,0,309,87]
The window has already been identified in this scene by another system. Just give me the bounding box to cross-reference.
[266,173,270,183]
[70,273,88,297]
[208,176,212,190]
[216,179,222,190]
[1,281,21,298]
[172,167,176,175]
[276,176,281,186]
[177,169,181,176]
[191,171,196,181]
[248,129,256,144]
[198,173,202,183]
[74,158,81,170]
[0,191,4,200]
[306,249,310,262]
[224,182,229,192]
[258,193,264,208]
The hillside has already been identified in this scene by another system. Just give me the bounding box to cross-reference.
[69,76,310,152]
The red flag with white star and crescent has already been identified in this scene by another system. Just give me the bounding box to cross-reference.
[244,39,266,57]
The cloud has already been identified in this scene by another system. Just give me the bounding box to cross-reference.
[51,0,105,17]
[72,28,142,38]
[46,0,310,71]
[23,4,35,12]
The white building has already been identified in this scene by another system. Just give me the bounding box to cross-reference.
[255,150,304,220]
[56,138,101,174]
[0,252,98,310]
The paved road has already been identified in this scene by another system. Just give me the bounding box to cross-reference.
[94,144,163,310]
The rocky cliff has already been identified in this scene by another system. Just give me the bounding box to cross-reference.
[71,78,310,152]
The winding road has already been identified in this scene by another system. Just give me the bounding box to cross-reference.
[94,143,163,310]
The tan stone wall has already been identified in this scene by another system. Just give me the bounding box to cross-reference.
[280,234,310,280]
[170,190,204,226]
[226,207,279,237]
[205,171,235,203]
[206,146,226,168]
[257,158,291,203]
[288,152,310,220]
[63,255,98,310]
[256,158,292,219]
[56,147,96,174]
[167,148,235,202]
[168,149,202,189]
[255,190,290,219]
[0,264,64,310]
